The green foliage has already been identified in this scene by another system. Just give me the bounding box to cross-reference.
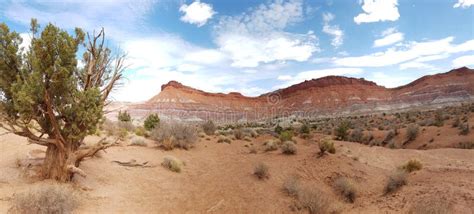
[144,113,160,131]
[117,110,131,122]
[274,124,283,134]
[279,130,293,142]
[334,121,350,141]
[300,123,310,134]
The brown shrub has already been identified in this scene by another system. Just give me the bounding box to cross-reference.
[264,140,278,152]
[161,156,184,173]
[384,171,407,194]
[297,187,336,214]
[202,120,216,136]
[319,139,335,155]
[282,176,301,197]
[254,162,269,179]
[9,183,77,214]
[281,141,297,155]
[151,122,198,150]
[400,159,422,173]
[406,124,419,142]
[334,177,357,203]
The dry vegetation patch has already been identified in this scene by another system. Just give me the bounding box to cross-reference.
[384,171,408,194]
[9,183,78,214]
[253,162,269,179]
[333,177,357,203]
[161,156,184,173]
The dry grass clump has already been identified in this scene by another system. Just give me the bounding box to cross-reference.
[217,135,231,144]
[400,159,422,173]
[151,122,198,150]
[281,141,297,155]
[161,156,184,173]
[129,138,147,147]
[234,128,244,140]
[9,183,78,214]
[384,171,408,194]
[408,198,451,214]
[349,128,363,143]
[297,187,336,214]
[319,139,335,155]
[264,140,278,152]
[253,162,269,179]
[406,124,419,142]
[334,177,357,203]
[283,176,301,197]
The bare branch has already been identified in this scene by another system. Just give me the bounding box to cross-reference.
[67,165,87,177]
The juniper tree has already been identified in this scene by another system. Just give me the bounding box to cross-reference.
[0,19,125,182]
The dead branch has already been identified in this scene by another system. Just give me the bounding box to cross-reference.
[112,159,155,168]
[67,165,87,177]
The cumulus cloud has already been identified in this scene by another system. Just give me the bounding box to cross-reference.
[354,0,400,24]
[373,27,404,47]
[334,37,474,67]
[322,12,344,48]
[454,0,474,8]
[179,1,215,27]
[213,0,319,68]
[452,55,474,67]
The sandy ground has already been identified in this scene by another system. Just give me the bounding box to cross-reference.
[0,132,473,213]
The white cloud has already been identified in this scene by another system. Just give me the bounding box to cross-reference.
[373,28,404,47]
[334,37,474,67]
[179,1,215,27]
[367,72,413,88]
[322,12,344,48]
[19,33,31,53]
[213,0,318,68]
[276,67,364,88]
[354,0,400,24]
[452,55,474,67]
[399,61,435,70]
[454,0,474,8]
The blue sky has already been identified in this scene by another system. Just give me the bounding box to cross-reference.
[1,0,473,102]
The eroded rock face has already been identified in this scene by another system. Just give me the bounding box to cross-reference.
[111,67,474,122]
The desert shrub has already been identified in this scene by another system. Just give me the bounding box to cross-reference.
[459,123,470,135]
[406,124,419,142]
[283,176,301,197]
[349,128,363,143]
[334,177,357,203]
[408,198,451,214]
[279,130,293,142]
[217,135,231,144]
[457,141,474,149]
[144,114,160,131]
[130,138,147,147]
[134,126,147,137]
[274,124,283,134]
[202,120,216,136]
[298,187,334,214]
[9,183,77,214]
[400,159,422,173]
[254,162,269,179]
[362,132,374,144]
[383,130,396,145]
[264,140,278,152]
[151,122,198,150]
[248,128,259,138]
[434,111,445,127]
[319,139,336,155]
[334,121,350,141]
[281,141,297,155]
[161,156,184,173]
[117,110,131,122]
[300,123,310,134]
[452,116,461,128]
[384,171,407,194]
[234,128,244,140]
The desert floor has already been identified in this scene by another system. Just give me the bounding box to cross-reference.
[1,130,473,214]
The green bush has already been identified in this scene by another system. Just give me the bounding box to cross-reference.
[334,121,350,141]
[144,114,160,131]
[274,124,283,134]
[117,110,131,122]
[279,130,293,142]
